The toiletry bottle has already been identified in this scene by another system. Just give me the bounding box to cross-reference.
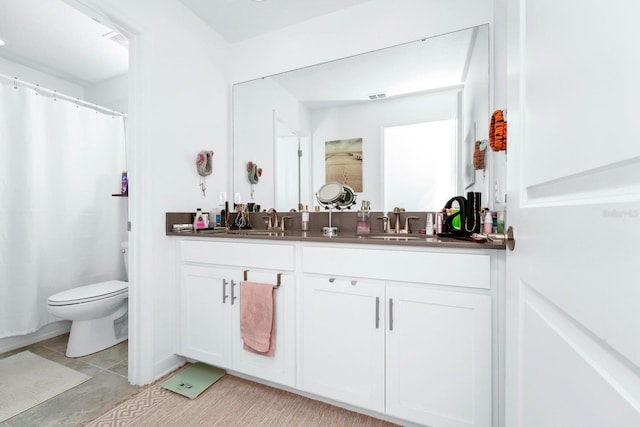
[496,211,505,233]
[483,210,493,234]
[425,212,434,236]
[193,208,205,229]
[356,200,371,234]
[209,208,221,228]
[436,211,444,234]
[301,205,310,231]
[120,171,128,195]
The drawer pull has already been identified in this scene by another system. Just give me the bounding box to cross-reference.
[231,280,238,304]
[350,280,358,286]
[328,278,336,283]
[222,279,229,304]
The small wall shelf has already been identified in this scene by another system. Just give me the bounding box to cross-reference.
[112,194,128,197]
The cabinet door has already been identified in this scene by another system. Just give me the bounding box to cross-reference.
[231,271,296,387]
[386,286,491,427]
[180,265,239,368]
[301,276,385,412]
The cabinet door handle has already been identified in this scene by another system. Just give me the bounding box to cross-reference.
[350,280,358,286]
[231,280,238,304]
[328,278,336,283]
[389,298,394,331]
[222,279,229,304]
[375,297,380,329]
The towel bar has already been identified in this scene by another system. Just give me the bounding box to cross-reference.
[243,269,282,288]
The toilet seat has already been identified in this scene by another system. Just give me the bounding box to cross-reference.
[47,280,128,306]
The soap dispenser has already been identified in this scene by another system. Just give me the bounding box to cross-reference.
[301,204,310,231]
[356,200,371,234]
[193,208,206,229]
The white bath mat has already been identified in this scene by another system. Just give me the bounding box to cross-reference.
[0,350,91,422]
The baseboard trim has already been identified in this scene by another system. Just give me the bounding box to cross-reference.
[0,321,71,354]
[150,354,186,384]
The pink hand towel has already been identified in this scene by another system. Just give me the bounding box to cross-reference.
[240,281,276,357]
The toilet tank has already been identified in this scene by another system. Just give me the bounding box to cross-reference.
[121,241,129,279]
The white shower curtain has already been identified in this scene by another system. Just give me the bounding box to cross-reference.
[0,79,127,338]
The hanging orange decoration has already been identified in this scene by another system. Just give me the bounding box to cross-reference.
[489,109,507,152]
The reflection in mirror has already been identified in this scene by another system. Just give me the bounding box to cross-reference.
[383,120,456,211]
[233,25,490,212]
[274,120,300,209]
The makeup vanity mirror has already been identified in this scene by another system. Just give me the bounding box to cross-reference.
[233,24,491,212]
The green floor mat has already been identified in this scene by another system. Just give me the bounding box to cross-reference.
[161,362,226,399]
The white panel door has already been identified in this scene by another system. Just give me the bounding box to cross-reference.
[180,265,237,368]
[386,286,491,427]
[301,276,385,412]
[506,1,640,425]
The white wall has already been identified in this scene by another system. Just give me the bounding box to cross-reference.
[0,57,84,98]
[78,0,231,384]
[491,0,508,213]
[85,74,128,113]
[311,90,459,210]
[229,0,494,84]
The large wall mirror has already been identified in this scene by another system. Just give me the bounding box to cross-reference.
[233,24,490,212]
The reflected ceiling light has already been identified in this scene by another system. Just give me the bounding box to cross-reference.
[0,39,5,46]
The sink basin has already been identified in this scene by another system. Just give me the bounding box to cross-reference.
[364,235,424,241]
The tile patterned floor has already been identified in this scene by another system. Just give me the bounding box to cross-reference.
[0,334,139,427]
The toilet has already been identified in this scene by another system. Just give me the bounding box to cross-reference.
[47,241,129,357]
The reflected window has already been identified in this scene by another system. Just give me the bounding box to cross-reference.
[383,120,456,212]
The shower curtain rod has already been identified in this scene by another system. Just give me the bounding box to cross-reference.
[0,73,127,118]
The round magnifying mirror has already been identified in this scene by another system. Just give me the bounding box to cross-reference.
[316,182,344,205]
[338,184,356,208]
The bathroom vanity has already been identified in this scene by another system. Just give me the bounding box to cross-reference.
[172,228,505,427]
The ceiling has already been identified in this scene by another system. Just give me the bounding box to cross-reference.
[270,28,476,110]
[0,0,128,86]
[178,0,373,43]
[0,0,371,86]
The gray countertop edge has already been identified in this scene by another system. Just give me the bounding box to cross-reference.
[165,230,506,250]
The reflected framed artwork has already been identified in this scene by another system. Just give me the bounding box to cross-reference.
[325,138,363,192]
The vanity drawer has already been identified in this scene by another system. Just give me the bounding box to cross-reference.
[181,239,295,271]
[303,246,490,289]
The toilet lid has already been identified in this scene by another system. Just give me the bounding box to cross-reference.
[48,280,128,306]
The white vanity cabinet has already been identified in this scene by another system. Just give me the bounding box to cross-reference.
[385,286,491,427]
[302,276,386,411]
[179,239,296,387]
[180,264,239,367]
[301,244,493,427]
